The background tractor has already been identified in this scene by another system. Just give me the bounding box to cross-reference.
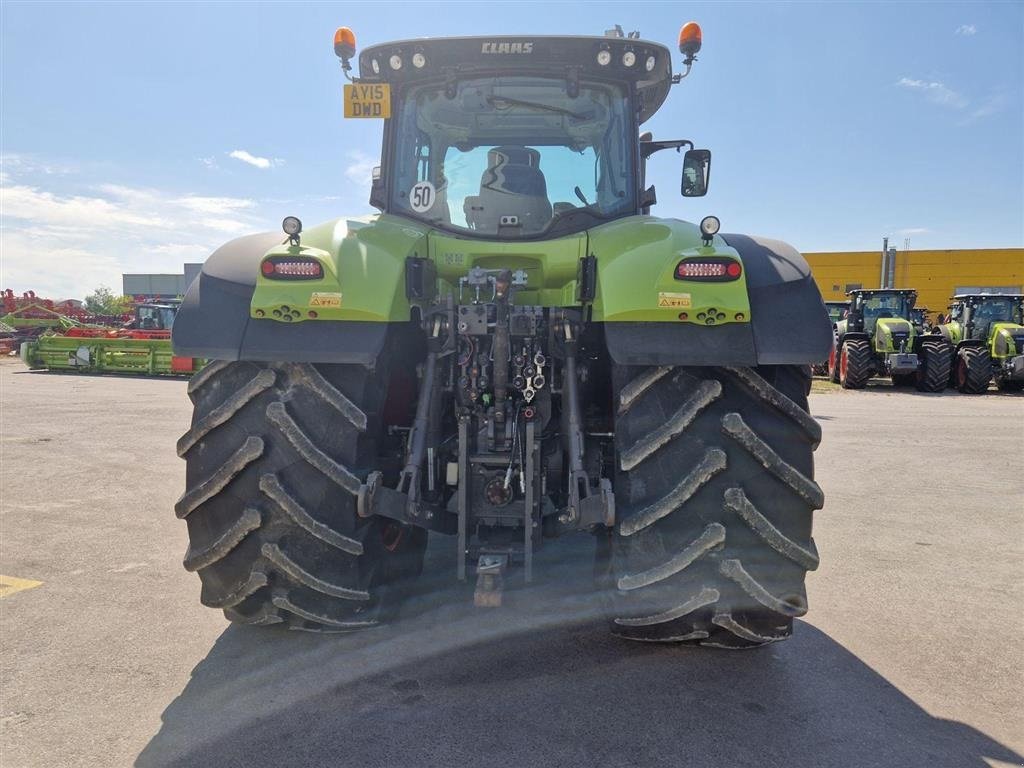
[828,288,950,390]
[171,24,831,648]
[934,294,1024,393]
[812,300,849,375]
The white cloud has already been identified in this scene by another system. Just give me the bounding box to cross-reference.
[896,77,969,109]
[198,156,218,169]
[897,227,930,236]
[0,168,270,298]
[344,151,377,185]
[228,149,282,169]
[955,24,976,36]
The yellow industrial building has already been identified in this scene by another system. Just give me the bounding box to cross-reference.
[804,248,1024,320]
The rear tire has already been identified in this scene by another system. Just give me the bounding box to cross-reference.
[955,347,991,394]
[915,338,952,392]
[176,359,426,631]
[602,365,823,649]
[839,339,871,389]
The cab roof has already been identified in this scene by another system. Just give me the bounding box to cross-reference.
[951,293,1024,300]
[846,288,918,296]
[358,35,673,123]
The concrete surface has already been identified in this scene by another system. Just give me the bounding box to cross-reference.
[1,359,1022,768]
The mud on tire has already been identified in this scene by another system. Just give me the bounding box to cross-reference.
[602,365,823,649]
[175,359,426,631]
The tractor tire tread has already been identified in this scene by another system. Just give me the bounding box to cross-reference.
[607,364,820,648]
[178,360,425,631]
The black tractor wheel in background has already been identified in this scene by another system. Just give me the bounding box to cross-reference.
[915,338,952,393]
[838,339,872,389]
[891,373,917,387]
[955,347,992,394]
[602,365,823,649]
[176,358,426,631]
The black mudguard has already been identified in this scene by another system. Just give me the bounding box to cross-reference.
[172,232,389,364]
[605,233,832,366]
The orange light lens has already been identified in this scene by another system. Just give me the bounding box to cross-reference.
[679,22,702,55]
[334,27,357,59]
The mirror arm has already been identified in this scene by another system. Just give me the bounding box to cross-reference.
[640,139,693,160]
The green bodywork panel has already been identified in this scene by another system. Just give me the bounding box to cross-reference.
[873,318,915,354]
[251,216,425,323]
[835,316,916,355]
[990,322,1024,361]
[943,321,964,345]
[938,318,1024,361]
[250,214,751,327]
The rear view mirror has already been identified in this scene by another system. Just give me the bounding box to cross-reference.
[681,149,711,197]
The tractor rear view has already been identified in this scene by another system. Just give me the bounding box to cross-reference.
[171,23,832,648]
[934,294,1024,393]
[828,289,950,390]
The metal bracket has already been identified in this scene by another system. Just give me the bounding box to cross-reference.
[357,471,455,534]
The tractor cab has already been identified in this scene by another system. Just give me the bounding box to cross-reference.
[824,300,849,324]
[346,29,709,240]
[846,289,917,337]
[133,303,179,332]
[949,294,1024,342]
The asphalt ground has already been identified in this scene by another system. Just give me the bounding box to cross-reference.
[1,359,1022,768]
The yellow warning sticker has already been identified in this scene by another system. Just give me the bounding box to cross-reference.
[310,292,342,308]
[0,575,43,598]
[343,83,391,118]
[658,291,692,308]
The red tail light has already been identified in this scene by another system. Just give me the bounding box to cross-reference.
[261,257,323,280]
[675,257,742,282]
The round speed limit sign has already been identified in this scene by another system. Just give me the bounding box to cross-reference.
[409,181,436,213]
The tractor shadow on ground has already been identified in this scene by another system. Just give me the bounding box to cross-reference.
[137,536,1021,768]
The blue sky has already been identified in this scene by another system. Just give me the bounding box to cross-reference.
[1,1,1021,299]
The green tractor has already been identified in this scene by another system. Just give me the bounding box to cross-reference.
[828,288,950,390]
[934,294,1024,393]
[812,300,849,375]
[171,24,831,648]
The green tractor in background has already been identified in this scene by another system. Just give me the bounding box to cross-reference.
[811,300,849,376]
[171,24,832,648]
[933,294,1024,393]
[828,288,950,390]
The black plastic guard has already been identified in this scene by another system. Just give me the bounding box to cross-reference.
[172,232,389,364]
[605,233,831,366]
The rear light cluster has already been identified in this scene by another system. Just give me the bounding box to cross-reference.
[261,257,323,280]
[675,257,742,282]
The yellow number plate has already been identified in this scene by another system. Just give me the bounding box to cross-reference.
[658,291,692,308]
[343,83,391,119]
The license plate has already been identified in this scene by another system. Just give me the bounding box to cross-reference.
[343,83,391,119]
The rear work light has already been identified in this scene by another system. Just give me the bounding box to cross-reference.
[261,257,324,280]
[675,257,742,282]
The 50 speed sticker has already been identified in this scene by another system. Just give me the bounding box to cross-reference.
[310,292,343,308]
[409,181,436,213]
[657,291,692,308]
